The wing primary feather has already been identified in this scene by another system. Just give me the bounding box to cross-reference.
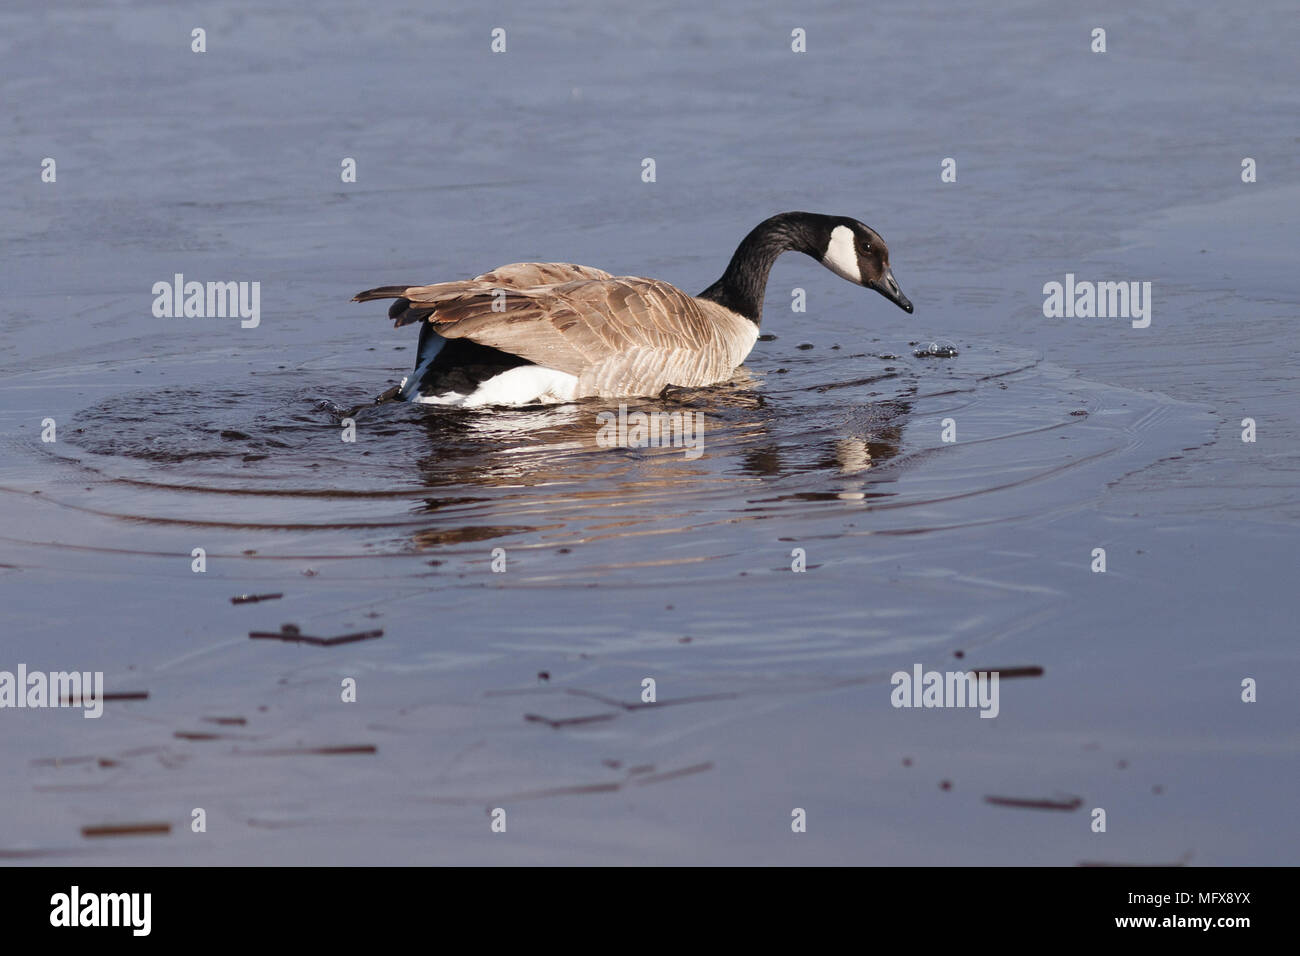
[351,285,410,303]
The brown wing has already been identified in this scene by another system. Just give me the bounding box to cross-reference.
[413,276,756,395]
[354,265,758,396]
[472,262,615,288]
[353,262,615,328]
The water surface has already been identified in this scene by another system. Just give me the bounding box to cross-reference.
[1,0,1296,864]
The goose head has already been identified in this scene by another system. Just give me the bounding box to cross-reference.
[699,211,914,324]
[817,218,913,314]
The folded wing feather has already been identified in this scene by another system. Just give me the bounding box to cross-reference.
[387,264,757,396]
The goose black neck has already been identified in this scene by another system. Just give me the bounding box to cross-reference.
[697,212,825,325]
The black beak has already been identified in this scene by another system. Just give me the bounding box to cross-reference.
[870,267,913,314]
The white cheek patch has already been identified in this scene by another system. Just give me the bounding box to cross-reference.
[821,225,861,283]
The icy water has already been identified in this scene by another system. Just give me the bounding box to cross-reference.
[1,1,1297,864]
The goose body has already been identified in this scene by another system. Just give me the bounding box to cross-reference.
[354,212,912,407]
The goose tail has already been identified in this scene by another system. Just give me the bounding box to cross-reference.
[352,285,435,328]
[351,285,409,303]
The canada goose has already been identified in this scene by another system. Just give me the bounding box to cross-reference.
[353,211,912,407]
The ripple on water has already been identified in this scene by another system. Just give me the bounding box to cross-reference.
[0,341,1208,584]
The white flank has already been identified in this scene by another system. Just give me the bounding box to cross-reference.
[413,365,579,408]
